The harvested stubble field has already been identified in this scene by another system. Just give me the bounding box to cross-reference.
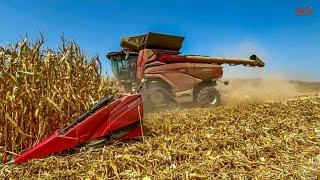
[1,92,320,179]
[1,38,320,179]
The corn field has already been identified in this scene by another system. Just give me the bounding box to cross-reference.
[0,37,118,162]
[1,38,320,179]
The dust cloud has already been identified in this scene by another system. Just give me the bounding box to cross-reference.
[218,76,300,105]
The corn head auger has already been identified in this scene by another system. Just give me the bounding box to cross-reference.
[11,32,265,164]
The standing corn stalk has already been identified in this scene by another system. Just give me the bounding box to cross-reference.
[0,37,118,162]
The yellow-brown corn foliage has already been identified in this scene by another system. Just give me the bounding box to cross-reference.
[0,37,118,161]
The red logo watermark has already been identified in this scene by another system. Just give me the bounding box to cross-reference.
[296,7,313,16]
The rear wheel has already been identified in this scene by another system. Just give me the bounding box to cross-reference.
[196,86,220,107]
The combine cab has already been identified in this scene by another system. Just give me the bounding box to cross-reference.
[108,32,265,110]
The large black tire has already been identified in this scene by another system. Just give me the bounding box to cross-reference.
[196,86,221,107]
[148,82,171,107]
[143,81,178,112]
[122,83,132,93]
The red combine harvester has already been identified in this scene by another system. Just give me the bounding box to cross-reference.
[107,32,264,110]
[11,32,264,164]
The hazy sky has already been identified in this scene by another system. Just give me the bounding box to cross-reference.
[0,0,319,81]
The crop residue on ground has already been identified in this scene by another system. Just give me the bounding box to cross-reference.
[1,93,320,179]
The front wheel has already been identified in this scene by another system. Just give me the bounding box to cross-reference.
[142,81,179,112]
[196,86,221,107]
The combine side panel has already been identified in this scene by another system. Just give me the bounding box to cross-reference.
[144,63,222,93]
